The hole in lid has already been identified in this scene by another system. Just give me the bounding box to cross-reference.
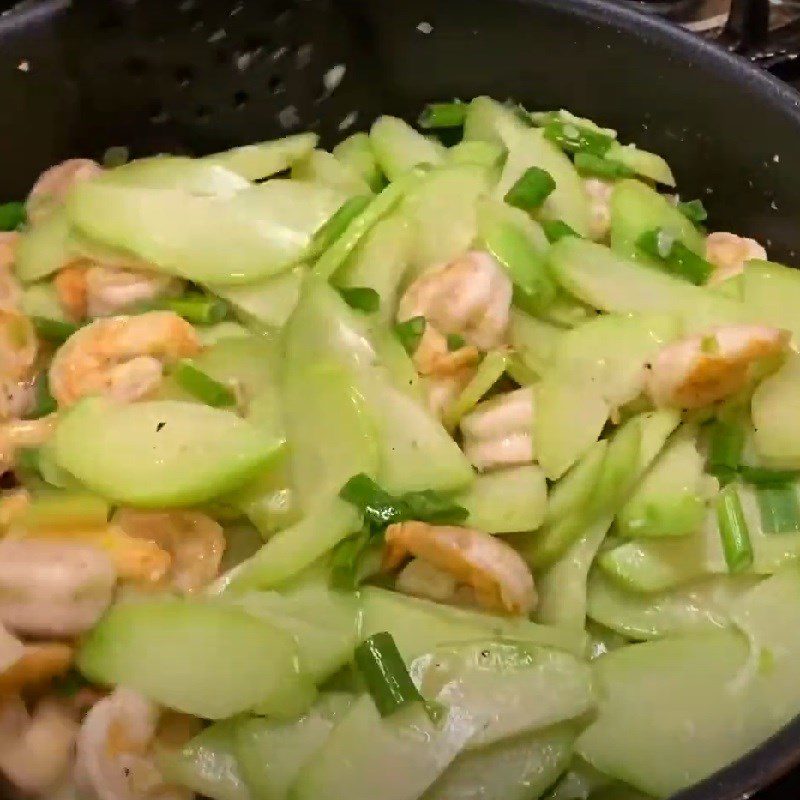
[147,100,169,125]
[174,65,194,87]
[125,55,149,78]
[267,74,286,95]
[233,90,249,110]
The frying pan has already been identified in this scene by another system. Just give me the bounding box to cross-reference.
[1,0,800,797]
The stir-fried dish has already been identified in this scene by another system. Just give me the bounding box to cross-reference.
[1,96,800,800]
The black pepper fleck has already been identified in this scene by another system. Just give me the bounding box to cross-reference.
[156,421,166,432]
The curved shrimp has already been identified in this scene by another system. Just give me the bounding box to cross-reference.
[0,640,73,695]
[55,265,182,321]
[384,521,537,616]
[113,509,226,593]
[0,539,117,637]
[460,387,535,471]
[49,311,200,406]
[705,231,767,286]
[75,688,192,800]
[0,695,78,795]
[0,415,57,474]
[26,159,103,225]
[584,178,613,242]
[647,324,789,409]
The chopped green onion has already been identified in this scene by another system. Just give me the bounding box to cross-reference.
[52,668,90,697]
[637,229,713,285]
[160,295,229,325]
[354,631,424,717]
[677,199,708,225]
[541,219,580,243]
[446,333,466,351]
[174,360,236,407]
[308,195,372,259]
[482,219,557,313]
[31,316,78,344]
[0,201,25,231]
[573,152,634,180]
[339,473,467,532]
[102,146,130,168]
[739,466,799,486]
[395,316,426,355]
[543,121,614,157]
[716,484,753,573]
[16,447,41,476]
[700,334,719,354]
[26,375,57,419]
[339,286,380,313]
[707,419,744,485]
[504,167,556,211]
[756,484,800,534]
[330,529,371,590]
[418,101,466,129]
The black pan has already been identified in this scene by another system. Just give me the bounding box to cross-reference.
[1,0,800,797]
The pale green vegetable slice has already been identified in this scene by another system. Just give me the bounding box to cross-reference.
[605,142,675,187]
[545,440,609,525]
[751,352,800,467]
[586,570,759,640]
[741,260,800,342]
[291,149,372,196]
[54,398,282,507]
[609,179,704,263]
[224,497,360,592]
[15,209,74,282]
[454,465,547,533]
[412,641,594,748]
[158,720,251,800]
[443,349,510,430]
[424,725,574,800]
[547,237,742,332]
[202,133,319,180]
[508,308,560,377]
[20,282,71,322]
[616,426,706,538]
[359,587,587,659]
[577,565,800,798]
[66,180,347,284]
[209,266,305,330]
[236,693,353,800]
[370,115,446,180]
[333,132,383,191]
[78,599,307,719]
[96,156,250,194]
[290,696,475,800]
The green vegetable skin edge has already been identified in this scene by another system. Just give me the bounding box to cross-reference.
[11,97,800,800]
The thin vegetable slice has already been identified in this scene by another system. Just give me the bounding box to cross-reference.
[716,484,753,573]
[756,484,800,534]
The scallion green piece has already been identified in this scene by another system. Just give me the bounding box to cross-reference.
[543,121,614,157]
[338,286,380,313]
[756,484,800,534]
[637,228,713,285]
[308,195,372,259]
[26,375,57,419]
[16,447,41,476]
[394,316,426,355]
[418,101,466,129]
[541,219,580,243]
[354,631,424,717]
[707,419,744,485]
[677,199,708,225]
[0,201,25,231]
[174,360,236,407]
[330,529,371,590]
[31,316,78,344]
[739,466,799,486]
[573,152,635,180]
[716,484,753,573]
[161,295,229,325]
[504,167,556,211]
[446,333,466,351]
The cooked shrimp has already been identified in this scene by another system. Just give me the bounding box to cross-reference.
[460,387,535,471]
[425,369,475,420]
[27,158,103,225]
[0,309,37,380]
[0,539,116,637]
[384,521,537,615]
[397,250,512,352]
[584,178,613,241]
[0,232,17,272]
[0,233,22,311]
[647,324,789,409]
[75,688,192,800]
[0,415,57,473]
[0,641,73,696]
[113,509,225,593]
[395,557,459,603]
[705,231,767,286]
[49,311,200,406]
[0,695,78,795]
[56,265,182,321]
